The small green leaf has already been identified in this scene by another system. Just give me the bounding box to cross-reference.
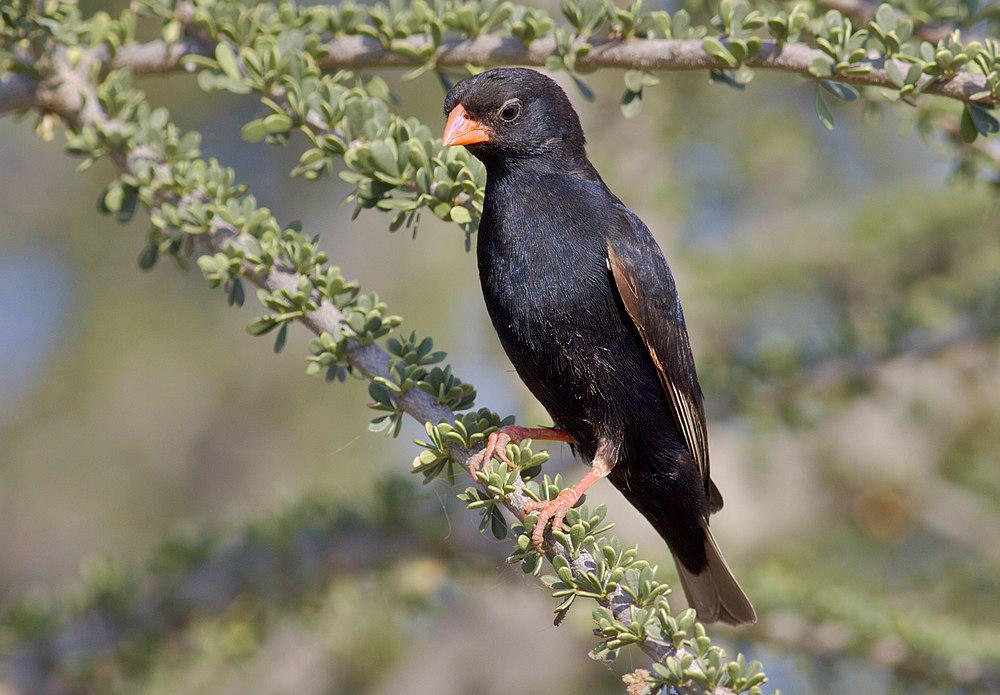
[162,19,182,45]
[102,185,123,213]
[274,322,289,353]
[815,87,835,130]
[624,70,644,92]
[967,104,999,136]
[214,43,241,80]
[490,509,508,539]
[247,317,278,336]
[571,76,595,103]
[263,113,293,134]
[702,37,737,68]
[620,90,643,118]
[241,119,268,142]
[959,106,979,143]
[137,243,158,270]
[809,56,833,77]
[821,80,860,101]
[371,140,400,177]
[885,60,906,87]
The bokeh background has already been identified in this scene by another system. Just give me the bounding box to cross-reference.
[1,1,998,693]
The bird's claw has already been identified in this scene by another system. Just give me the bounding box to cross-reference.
[523,490,579,554]
[467,430,513,478]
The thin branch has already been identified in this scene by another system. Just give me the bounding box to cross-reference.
[220,34,998,106]
[313,35,995,106]
[1,32,995,119]
[111,36,210,74]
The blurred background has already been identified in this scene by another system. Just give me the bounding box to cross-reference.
[1,1,998,693]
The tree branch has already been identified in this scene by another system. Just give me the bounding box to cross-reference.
[112,36,211,74]
[315,36,995,106]
[1,32,995,119]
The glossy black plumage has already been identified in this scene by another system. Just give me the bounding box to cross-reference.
[445,68,754,624]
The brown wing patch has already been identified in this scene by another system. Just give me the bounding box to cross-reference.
[607,244,711,489]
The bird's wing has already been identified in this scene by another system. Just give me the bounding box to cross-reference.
[606,237,712,497]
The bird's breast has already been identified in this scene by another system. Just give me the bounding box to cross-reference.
[475,199,643,432]
[477,214,610,347]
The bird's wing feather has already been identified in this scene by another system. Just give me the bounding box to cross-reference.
[606,238,711,493]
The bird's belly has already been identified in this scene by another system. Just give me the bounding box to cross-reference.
[480,254,662,444]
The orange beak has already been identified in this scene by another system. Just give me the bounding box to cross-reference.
[442,104,492,147]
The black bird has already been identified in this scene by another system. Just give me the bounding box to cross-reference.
[442,68,755,625]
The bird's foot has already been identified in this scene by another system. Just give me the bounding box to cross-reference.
[467,429,514,478]
[522,454,612,554]
[523,488,581,554]
[466,426,573,478]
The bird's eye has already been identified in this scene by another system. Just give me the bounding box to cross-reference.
[498,99,521,122]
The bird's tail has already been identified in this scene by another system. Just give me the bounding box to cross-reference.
[671,523,756,626]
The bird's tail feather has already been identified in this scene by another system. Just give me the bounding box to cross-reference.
[671,524,756,626]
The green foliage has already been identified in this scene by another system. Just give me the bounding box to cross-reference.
[702,0,764,72]
[766,3,810,44]
[0,478,458,692]
[809,10,872,77]
[412,409,511,483]
[867,3,914,56]
[9,0,991,167]
[184,35,486,234]
[451,452,769,691]
[6,0,995,199]
[2,0,999,692]
[620,69,659,117]
[372,331,479,430]
[746,546,1000,689]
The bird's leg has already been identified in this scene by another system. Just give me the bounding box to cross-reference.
[523,442,613,554]
[466,425,574,477]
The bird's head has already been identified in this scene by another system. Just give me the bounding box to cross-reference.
[442,68,588,170]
